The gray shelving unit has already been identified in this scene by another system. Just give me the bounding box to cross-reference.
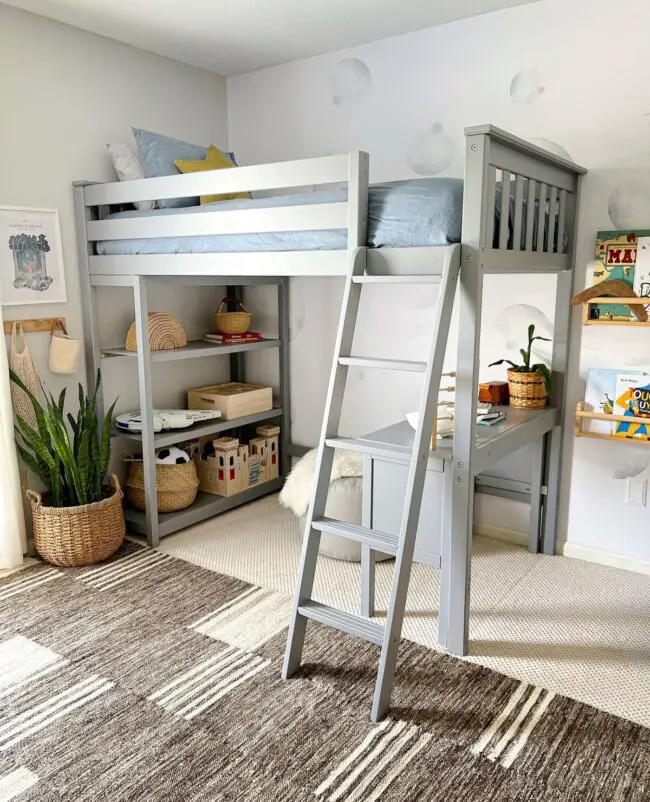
[75,268,290,548]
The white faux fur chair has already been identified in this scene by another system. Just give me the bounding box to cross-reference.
[279,448,390,562]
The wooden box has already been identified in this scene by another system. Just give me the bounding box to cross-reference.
[187,382,272,420]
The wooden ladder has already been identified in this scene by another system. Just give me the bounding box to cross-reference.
[282,244,460,722]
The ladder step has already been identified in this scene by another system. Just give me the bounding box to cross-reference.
[352,275,442,284]
[325,436,411,462]
[297,600,384,645]
[339,357,427,373]
[312,517,400,555]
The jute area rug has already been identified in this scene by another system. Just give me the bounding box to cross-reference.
[0,542,647,801]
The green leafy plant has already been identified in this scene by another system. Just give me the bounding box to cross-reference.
[489,324,552,395]
[10,370,116,508]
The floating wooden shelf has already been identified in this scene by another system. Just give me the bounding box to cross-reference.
[581,297,650,327]
[575,401,650,445]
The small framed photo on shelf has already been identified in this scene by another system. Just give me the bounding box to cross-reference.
[0,206,67,305]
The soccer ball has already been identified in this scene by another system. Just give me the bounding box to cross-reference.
[155,447,190,465]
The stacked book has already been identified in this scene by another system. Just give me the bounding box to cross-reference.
[204,331,265,345]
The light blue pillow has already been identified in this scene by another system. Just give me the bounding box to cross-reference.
[132,128,237,209]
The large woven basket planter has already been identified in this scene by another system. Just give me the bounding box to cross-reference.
[125,460,199,513]
[26,475,125,567]
[507,369,548,410]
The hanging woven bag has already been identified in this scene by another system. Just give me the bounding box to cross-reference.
[9,322,39,428]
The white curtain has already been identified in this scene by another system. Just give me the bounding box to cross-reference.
[0,305,26,570]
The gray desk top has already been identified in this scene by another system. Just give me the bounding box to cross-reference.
[357,406,556,473]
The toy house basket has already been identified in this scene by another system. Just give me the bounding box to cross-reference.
[125,460,199,513]
[214,297,252,335]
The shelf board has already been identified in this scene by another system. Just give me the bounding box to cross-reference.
[581,296,650,327]
[102,338,281,362]
[575,402,650,444]
[114,407,283,448]
[124,477,283,538]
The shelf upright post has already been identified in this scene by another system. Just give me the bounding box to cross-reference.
[133,275,159,547]
[278,277,291,481]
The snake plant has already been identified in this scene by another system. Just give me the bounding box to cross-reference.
[10,369,116,508]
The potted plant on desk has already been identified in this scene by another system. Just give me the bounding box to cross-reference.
[10,369,124,566]
[489,324,552,409]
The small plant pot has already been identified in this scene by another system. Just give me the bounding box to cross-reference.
[26,475,125,567]
[507,369,549,410]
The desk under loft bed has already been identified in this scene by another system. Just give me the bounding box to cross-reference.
[73,125,585,656]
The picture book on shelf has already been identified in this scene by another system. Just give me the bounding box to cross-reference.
[613,373,650,441]
[590,230,650,321]
[584,368,643,435]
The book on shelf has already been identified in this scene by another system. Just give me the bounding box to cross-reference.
[589,230,650,322]
[583,367,650,437]
[204,331,264,344]
[613,373,650,441]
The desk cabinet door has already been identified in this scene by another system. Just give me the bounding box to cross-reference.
[371,460,443,565]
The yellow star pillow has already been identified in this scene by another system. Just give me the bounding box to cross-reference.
[174,145,248,205]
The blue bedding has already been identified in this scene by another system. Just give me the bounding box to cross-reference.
[96,178,464,255]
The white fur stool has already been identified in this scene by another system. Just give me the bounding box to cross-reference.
[279,448,390,562]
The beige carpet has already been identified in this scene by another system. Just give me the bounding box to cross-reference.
[155,494,650,729]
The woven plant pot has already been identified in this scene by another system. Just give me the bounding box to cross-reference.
[125,460,199,513]
[125,313,187,352]
[26,475,125,567]
[507,369,548,410]
[214,297,252,335]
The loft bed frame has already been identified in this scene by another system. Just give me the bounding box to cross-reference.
[73,125,585,655]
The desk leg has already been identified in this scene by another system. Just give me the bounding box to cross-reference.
[361,455,375,618]
[528,436,545,553]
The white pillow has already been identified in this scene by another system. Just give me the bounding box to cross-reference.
[106,143,155,212]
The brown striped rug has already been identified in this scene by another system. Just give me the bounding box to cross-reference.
[0,542,647,801]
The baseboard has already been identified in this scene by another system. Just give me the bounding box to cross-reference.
[558,540,650,577]
[474,524,650,576]
[473,524,529,548]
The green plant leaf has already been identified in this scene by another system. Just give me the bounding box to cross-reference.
[531,336,552,343]
[488,358,519,369]
[15,441,46,484]
[528,324,535,342]
[532,363,552,395]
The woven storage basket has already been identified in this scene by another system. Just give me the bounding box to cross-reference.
[26,475,125,567]
[125,313,187,351]
[125,460,199,513]
[214,297,252,335]
[507,369,548,410]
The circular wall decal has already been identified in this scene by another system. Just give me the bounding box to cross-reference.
[529,138,572,161]
[608,184,650,229]
[510,68,545,106]
[406,124,456,176]
[330,58,372,106]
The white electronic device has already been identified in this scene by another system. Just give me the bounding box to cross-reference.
[116,409,221,433]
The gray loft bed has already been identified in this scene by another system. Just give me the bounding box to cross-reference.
[73,126,585,662]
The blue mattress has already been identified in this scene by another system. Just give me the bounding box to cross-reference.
[95,178,464,255]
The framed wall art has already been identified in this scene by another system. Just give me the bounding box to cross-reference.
[0,206,67,305]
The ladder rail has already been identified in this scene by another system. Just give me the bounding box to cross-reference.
[371,243,461,721]
[282,245,367,679]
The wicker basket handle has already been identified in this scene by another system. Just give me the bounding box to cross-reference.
[26,488,42,506]
[217,296,249,314]
[109,474,123,500]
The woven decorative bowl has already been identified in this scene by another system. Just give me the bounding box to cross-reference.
[507,369,548,410]
[125,313,187,352]
[214,297,252,335]
[26,475,125,567]
[125,460,199,513]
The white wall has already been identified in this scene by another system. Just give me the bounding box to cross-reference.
[228,0,650,563]
[0,4,230,429]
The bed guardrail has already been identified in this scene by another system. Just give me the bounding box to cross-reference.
[76,151,369,267]
[465,125,586,274]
